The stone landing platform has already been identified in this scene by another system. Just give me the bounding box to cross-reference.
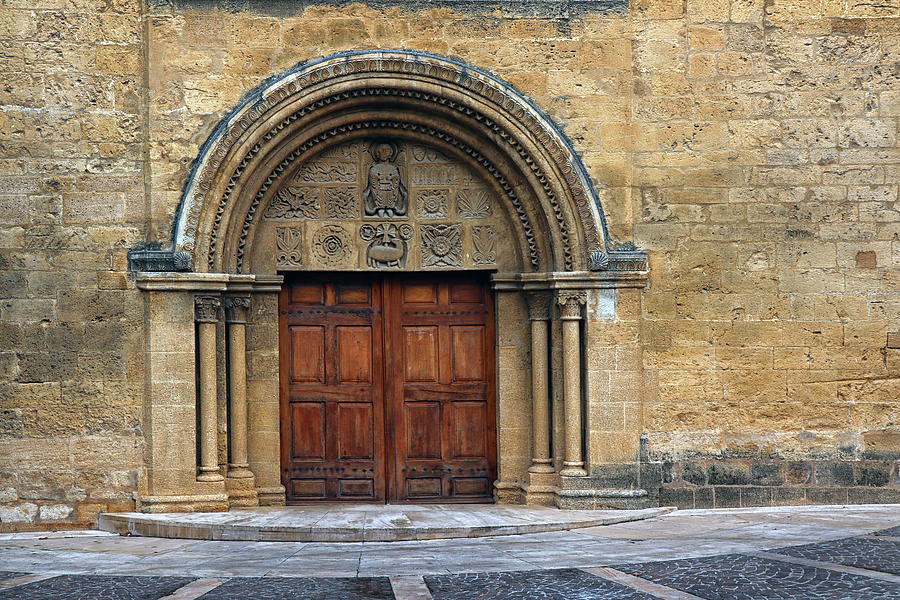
[98,504,674,542]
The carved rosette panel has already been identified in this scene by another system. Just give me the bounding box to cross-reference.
[421,224,462,268]
[253,138,518,272]
[312,225,352,266]
[416,189,449,219]
[275,227,302,268]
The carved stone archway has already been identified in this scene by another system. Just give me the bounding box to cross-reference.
[132,52,649,512]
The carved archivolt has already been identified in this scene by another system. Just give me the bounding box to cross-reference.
[174,52,612,273]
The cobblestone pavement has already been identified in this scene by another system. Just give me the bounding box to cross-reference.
[768,535,900,575]
[617,553,900,600]
[424,569,658,600]
[194,576,394,599]
[0,575,193,600]
[0,506,898,599]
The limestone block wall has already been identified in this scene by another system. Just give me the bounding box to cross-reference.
[0,0,147,529]
[631,0,900,508]
[0,0,898,527]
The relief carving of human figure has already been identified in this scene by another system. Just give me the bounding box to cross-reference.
[363,142,407,217]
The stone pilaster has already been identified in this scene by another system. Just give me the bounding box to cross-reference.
[195,296,224,483]
[557,290,587,478]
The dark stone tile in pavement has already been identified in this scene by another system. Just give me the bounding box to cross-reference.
[770,536,900,575]
[0,575,195,600]
[617,554,900,600]
[875,525,900,537]
[196,577,394,600]
[0,574,27,582]
[425,569,659,600]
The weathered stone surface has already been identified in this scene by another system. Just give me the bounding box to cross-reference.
[1,0,898,523]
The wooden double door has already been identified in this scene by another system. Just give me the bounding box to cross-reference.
[279,272,497,503]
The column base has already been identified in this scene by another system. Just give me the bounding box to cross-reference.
[226,464,254,479]
[226,473,259,508]
[197,467,225,482]
[559,463,587,478]
[528,459,556,474]
[255,486,287,506]
[493,480,524,504]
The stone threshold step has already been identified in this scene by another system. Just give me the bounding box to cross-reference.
[98,505,675,542]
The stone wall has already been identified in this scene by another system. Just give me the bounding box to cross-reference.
[1,0,898,527]
[0,0,147,529]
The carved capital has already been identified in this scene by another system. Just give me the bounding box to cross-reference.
[224,296,251,324]
[556,291,586,320]
[195,296,221,323]
[525,292,552,321]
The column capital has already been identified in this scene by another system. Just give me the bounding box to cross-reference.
[556,290,586,320]
[525,291,553,321]
[224,296,251,324]
[195,295,221,323]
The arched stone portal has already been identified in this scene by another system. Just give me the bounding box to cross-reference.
[131,52,649,512]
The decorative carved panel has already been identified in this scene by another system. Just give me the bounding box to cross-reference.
[312,225,352,266]
[421,225,462,268]
[276,227,303,268]
[256,138,518,272]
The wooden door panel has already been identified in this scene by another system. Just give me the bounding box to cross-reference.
[280,275,385,503]
[402,282,438,304]
[403,326,439,382]
[448,282,483,304]
[336,283,372,305]
[336,326,373,383]
[290,282,325,305]
[290,402,325,460]
[404,401,442,459]
[338,402,373,459]
[290,326,325,383]
[452,401,487,459]
[450,325,486,381]
[387,274,496,503]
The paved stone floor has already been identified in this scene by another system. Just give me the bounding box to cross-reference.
[1,505,898,599]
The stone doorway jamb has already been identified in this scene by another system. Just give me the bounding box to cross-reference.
[135,272,283,512]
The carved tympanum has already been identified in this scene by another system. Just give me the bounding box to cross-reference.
[256,138,518,271]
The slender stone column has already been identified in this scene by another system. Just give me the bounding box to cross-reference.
[557,291,587,477]
[195,296,224,482]
[526,292,554,475]
[225,296,253,480]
